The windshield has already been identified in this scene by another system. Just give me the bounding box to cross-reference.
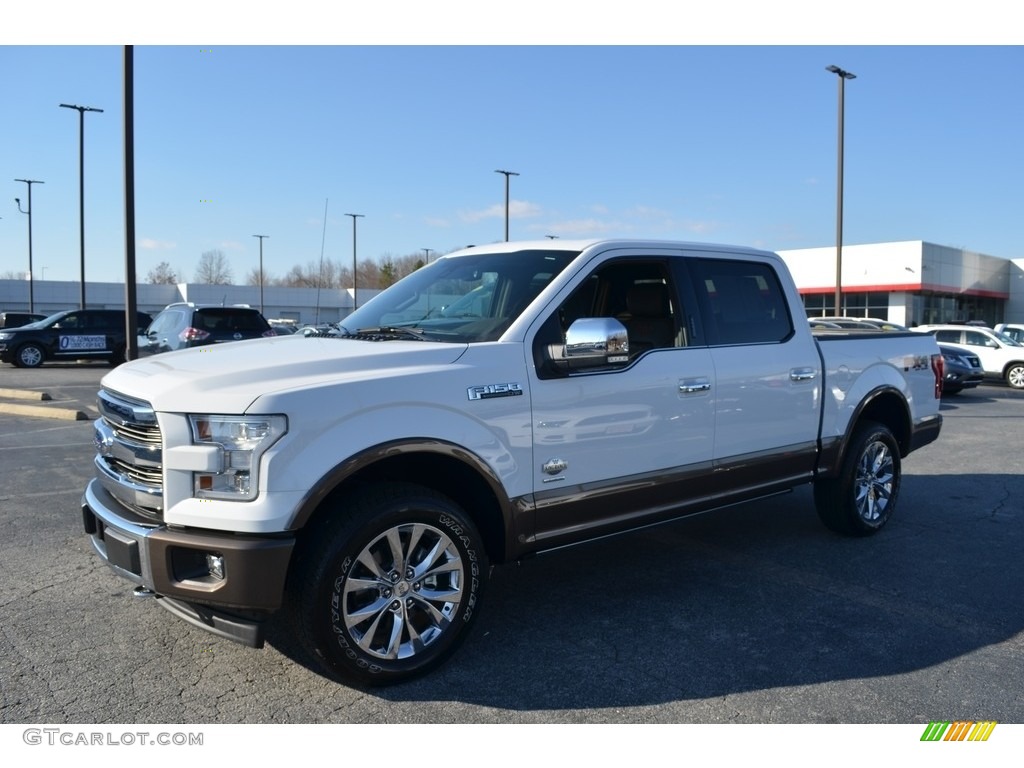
[21,311,68,329]
[994,330,1023,347]
[339,249,578,343]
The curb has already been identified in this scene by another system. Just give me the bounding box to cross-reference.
[0,387,52,401]
[0,401,90,420]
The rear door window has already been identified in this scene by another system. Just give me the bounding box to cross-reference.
[689,259,793,345]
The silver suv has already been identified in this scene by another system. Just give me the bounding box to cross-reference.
[138,303,274,357]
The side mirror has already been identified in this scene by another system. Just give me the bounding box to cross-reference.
[547,317,630,372]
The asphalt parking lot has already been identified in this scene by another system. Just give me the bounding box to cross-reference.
[1,362,1022,727]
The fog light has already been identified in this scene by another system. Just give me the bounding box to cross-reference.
[206,554,226,580]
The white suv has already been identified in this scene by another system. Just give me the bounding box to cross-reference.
[914,324,1024,389]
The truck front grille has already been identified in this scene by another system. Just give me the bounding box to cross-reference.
[95,389,163,519]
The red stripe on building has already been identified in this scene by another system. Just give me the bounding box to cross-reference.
[797,283,1009,298]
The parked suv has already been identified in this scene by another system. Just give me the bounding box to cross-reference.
[0,309,152,368]
[937,343,984,395]
[914,324,1024,389]
[0,311,48,329]
[138,303,274,357]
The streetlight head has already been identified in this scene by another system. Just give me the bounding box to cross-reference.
[826,64,856,80]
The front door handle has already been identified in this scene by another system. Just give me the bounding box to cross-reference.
[679,377,711,394]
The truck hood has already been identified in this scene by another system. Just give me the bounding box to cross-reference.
[100,335,468,413]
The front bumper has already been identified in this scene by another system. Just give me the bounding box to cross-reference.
[82,478,295,647]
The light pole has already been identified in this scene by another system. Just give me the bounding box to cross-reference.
[15,178,44,314]
[345,213,364,309]
[494,169,519,241]
[253,234,268,314]
[826,64,855,318]
[422,248,433,263]
[60,103,103,309]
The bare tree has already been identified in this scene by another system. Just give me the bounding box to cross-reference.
[281,261,326,288]
[194,249,233,285]
[244,267,279,287]
[146,261,180,284]
[245,248,438,292]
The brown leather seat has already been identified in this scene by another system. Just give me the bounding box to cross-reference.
[622,283,675,354]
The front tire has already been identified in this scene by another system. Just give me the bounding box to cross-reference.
[14,343,45,368]
[289,483,488,686]
[814,421,901,536]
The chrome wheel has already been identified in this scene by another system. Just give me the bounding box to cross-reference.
[290,482,487,686]
[1007,364,1024,390]
[343,522,466,661]
[814,420,901,537]
[853,438,895,524]
[16,343,44,368]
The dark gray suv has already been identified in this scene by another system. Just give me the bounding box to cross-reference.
[138,303,274,357]
[0,309,152,368]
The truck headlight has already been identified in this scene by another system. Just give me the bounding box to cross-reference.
[188,414,287,500]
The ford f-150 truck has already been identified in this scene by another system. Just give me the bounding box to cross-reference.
[82,239,943,686]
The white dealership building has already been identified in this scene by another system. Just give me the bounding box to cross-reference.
[778,240,1024,327]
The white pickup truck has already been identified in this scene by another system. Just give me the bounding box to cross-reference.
[82,239,943,686]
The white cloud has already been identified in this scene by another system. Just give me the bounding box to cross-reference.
[459,200,542,223]
[138,238,176,250]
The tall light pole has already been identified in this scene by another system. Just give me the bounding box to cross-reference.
[253,234,268,314]
[60,103,103,309]
[494,169,519,241]
[15,178,44,314]
[345,213,364,309]
[826,64,856,318]
[422,248,433,263]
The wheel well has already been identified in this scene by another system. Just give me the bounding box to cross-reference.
[856,390,911,456]
[299,451,509,565]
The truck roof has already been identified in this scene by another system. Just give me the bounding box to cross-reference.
[444,238,780,260]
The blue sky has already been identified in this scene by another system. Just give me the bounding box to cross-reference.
[2,15,1022,285]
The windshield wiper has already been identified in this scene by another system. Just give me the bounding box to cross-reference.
[354,326,428,341]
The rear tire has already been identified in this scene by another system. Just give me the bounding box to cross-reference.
[814,421,901,536]
[288,482,488,686]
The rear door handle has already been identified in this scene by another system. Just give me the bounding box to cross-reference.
[790,367,817,382]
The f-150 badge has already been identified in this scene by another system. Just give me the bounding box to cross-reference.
[467,383,523,400]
